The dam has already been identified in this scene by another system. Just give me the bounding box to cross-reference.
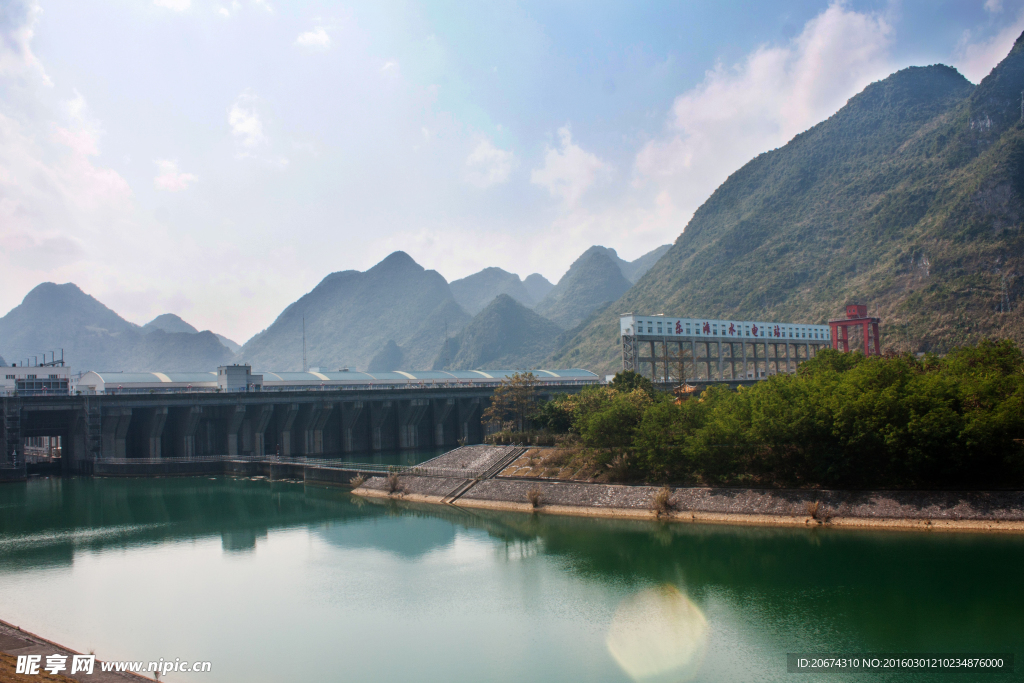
[0,368,598,479]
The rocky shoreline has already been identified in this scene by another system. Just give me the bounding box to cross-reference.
[0,619,146,682]
[352,446,1024,533]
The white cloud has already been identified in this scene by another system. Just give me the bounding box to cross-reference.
[530,126,611,206]
[217,1,241,17]
[465,139,513,188]
[0,0,50,85]
[954,10,1024,83]
[296,26,330,49]
[153,0,191,10]
[251,0,272,11]
[154,159,198,191]
[633,2,893,227]
[985,0,1003,13]
[0,86,133,293]
[228,92,266,150]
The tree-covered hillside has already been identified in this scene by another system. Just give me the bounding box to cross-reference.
[433,294,562,370]
[551,37,1024,374]
[535,247,633,329]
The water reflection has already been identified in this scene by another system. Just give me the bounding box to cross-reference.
[0,477,1022,683]
[0,477,388,570]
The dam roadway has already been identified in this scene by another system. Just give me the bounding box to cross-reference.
[0,383,585,478]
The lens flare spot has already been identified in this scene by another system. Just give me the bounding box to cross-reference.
[606,584,709,683]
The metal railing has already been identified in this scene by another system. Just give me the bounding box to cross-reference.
[90,445,529,480]
[90,454,490,478]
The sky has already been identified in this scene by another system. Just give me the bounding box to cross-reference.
[1,0,1023,345]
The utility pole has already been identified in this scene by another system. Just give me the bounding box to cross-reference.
[302,316,308,373]
[444,319,450,370]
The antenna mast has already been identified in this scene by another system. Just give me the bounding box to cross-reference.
[302,316,308,373]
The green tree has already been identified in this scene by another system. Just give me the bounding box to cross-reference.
[481,372,540,432]
[531,394,574,433]
[577,388,653,449]
[609,370,654,396]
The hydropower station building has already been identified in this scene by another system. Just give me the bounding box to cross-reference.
[620,313,834,382]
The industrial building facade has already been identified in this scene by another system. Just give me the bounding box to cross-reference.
[1,365,71,397]
[620,314,833,382]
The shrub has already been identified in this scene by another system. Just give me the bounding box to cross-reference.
[652,486,673,515]
[527,487,542,508]
[349,474,366,488]
[386,472,403,494]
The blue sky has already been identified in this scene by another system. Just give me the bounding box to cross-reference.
[0,0,1021,344]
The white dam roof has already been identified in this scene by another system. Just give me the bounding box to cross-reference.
[77,368,599,394]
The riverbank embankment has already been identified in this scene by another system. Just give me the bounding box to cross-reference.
[352,446,1024,533]
[0,619,147,682]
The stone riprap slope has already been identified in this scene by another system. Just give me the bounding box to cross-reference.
[355,464,1024,532]
[415,444,519,475]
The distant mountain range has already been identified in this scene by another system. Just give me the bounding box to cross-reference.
[235,243,667,371]
[0,242,666,372]
[144,313,241,353]
[450,268,549,314]
[237,251,471,372]
[446,246,666,318]
[0,283,234,371]
[10,32,1023,375]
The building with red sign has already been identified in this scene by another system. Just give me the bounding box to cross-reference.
[828,304,881,356]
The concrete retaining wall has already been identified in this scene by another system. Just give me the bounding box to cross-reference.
[93,460,226,477]
[0,465,27,482]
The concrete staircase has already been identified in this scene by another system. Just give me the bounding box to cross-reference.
[440,445,528,504]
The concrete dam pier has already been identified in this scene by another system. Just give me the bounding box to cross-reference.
[0,384,574,479]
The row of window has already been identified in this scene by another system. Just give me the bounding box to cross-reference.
[636,321,829,340]
[15,380,69,391]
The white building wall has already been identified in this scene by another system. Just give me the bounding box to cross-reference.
[620,314,831,342]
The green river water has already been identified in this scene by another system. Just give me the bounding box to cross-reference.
[0,476,1020,682]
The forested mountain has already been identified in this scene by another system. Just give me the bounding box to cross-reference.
[523,273,555,302]
[450,267,538,314]
[0,283,234,371]
[549,39,1024,374]
[367,340,405,371]
[432,294,562,370]
[142,313,241,353]
[448,245,668,319]
[238,251,471,371]
[535,247,634,329]
[614,245,672,283]
[143,313,198,334]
